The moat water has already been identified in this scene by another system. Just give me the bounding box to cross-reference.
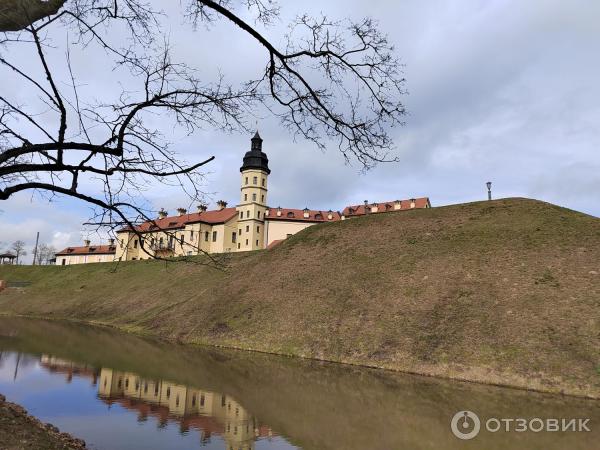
[0,318,599,450]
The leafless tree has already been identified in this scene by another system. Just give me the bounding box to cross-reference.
[11,240,27,264]
[0,0,406,261]
[33,243,56,264]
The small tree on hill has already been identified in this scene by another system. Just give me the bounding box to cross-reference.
[11,240,26,264]
[36,244,56,265]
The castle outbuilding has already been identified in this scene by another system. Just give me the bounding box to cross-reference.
[55,133,431,263]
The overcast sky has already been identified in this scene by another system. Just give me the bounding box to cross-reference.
[1,0,599,261]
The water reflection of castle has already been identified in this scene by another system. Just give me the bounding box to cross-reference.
[40,355,274,449]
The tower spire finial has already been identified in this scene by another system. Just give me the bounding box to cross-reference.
[251,130,262,150]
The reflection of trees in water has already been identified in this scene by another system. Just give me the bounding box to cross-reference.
[39,355,274,449]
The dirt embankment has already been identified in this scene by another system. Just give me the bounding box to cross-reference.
[0,394,86,450]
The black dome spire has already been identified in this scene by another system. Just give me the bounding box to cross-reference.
[240,131,270,174]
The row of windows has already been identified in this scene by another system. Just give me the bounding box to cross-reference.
[132,230,218,248]
[237,239,259,249]
[131,222,263,252]
[106,378,214,411]
[243,193,265,203]
[244,176,266,187]
[239,209,262,219]
[238,225,260,234]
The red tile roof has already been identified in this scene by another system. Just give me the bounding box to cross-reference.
[342,197,430,216]
[265,208,342,222]
[55,245,116,256]
[118,208,238,233]
[266,239,284,249]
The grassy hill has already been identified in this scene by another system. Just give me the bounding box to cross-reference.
[1,198,599,397]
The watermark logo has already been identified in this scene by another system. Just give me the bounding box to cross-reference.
[451,410,591,439]
[451,410,481,440]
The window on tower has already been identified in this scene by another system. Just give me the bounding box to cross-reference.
[232,232,236,243]
[244,194,247,201]
[262,178,265,187]
[252,193,256,201]
[257,226,260,233]
[212,231,217,242]
[257,211,260,218]
[204,231,209,242]
[261,195,264,202]
[245,177,248,185]
[253,176,257,185]
[246,210,250,218]
[246,225,249,232]
[239,211,243,219]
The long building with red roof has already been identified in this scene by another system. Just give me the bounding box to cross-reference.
[57,133,431,263]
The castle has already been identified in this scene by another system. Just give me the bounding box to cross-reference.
[55,132,430,265]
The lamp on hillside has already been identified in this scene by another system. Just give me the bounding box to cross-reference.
[486,181,492,201]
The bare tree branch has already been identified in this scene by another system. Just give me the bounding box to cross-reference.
[1,0,407,266]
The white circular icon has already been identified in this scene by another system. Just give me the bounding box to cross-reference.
[451,410,481,440]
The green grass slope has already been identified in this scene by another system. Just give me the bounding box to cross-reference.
[1,198,599,397]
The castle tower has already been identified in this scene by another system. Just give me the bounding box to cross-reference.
[236,131,270,251]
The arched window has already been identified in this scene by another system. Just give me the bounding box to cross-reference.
[287,211,294,218]
[315,214,323,220]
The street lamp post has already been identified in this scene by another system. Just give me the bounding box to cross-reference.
[486,181,492,201]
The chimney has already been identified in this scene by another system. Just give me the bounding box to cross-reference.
[84,239,90,247]
[177,207,187,216]
[197,204,207,212]
[276,206,282,217]
[371,203,379,213]
[410,198,416,208]
[158,208,168,219]
[327,210,333,220]
[394,200,402,210]
[108,238,115,246]
[265,209,270,216]
[216,200,227,210]
[303,207,310,219]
